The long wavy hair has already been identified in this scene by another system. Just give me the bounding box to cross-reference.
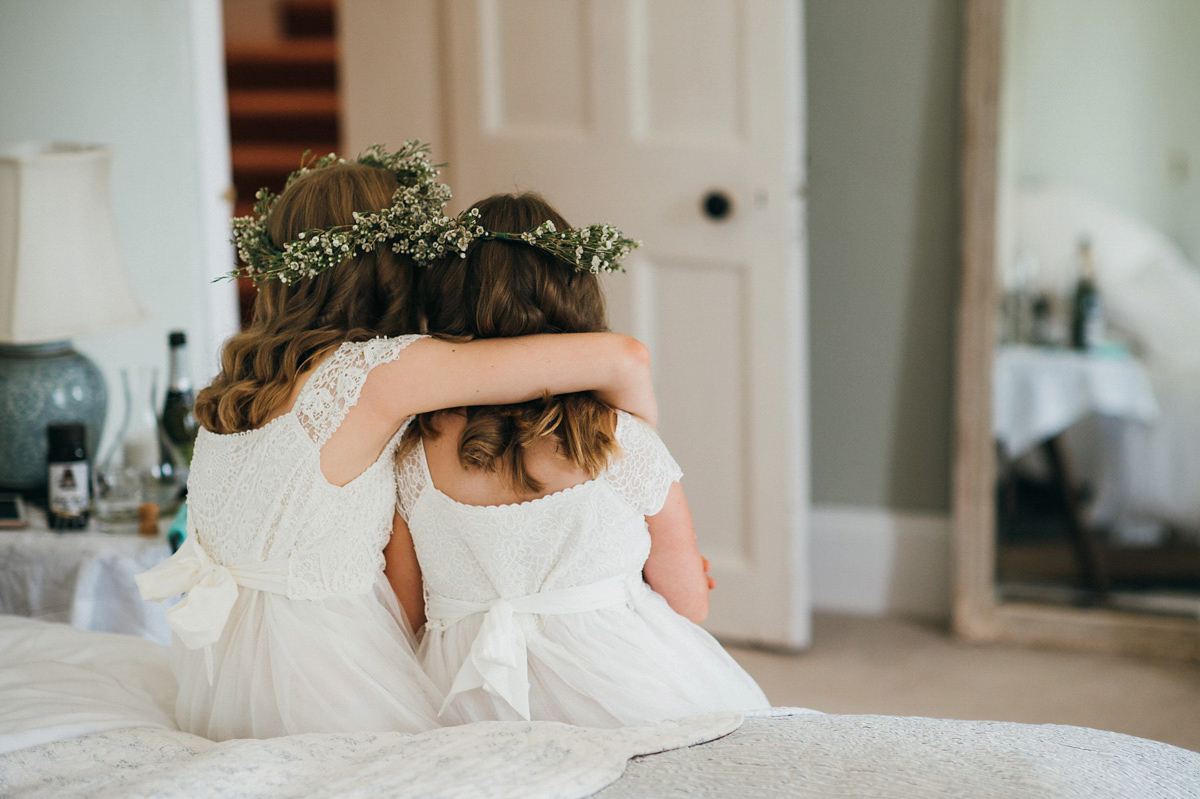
[401,192,618,493]
[195,163,419,434]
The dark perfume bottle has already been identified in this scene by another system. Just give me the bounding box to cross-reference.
[47,422,89,530]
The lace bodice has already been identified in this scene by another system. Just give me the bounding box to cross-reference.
[186,336,423,601]
[396,411,682,603]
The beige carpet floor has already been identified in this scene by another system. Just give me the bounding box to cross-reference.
[728,613,1200,752]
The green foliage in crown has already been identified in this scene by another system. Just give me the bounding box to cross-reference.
[229,142,640,285]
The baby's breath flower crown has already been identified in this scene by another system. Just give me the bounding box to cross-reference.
[229,143,640,285]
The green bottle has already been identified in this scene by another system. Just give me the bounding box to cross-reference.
[1070,238,1103,350]
[161,331,199,463]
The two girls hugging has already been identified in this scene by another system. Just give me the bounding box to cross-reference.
[138,143,768,740]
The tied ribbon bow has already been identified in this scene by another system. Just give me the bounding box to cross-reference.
[442,599,532,720]
[428,572,642,721]
[136,536,288,684]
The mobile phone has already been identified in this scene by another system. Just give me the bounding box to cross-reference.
[0,493,28,529]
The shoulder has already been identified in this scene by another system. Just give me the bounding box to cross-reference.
[294,335,427,443]
[335,334,431,397]
[606,411,682,515]
[613,410,662,452]
[304,335,426,385]
[342,334,428,370]
[394,429,429,520]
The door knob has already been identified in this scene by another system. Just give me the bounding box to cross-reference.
[702,190,733,221]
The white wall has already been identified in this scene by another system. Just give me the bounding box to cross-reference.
[0,0,239,456]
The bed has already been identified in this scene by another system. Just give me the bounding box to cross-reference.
[1,615,1196,798]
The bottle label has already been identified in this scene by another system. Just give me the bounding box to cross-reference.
[49,462,90,517]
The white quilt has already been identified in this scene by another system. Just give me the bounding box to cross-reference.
[1,616,1197,798]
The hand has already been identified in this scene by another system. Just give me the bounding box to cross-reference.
[702,556,715,590]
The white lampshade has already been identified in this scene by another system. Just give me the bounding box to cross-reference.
[0,142,145,344]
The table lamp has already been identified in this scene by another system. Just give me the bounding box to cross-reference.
[0,142,146,493]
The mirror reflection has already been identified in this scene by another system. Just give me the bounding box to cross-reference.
[993,0,1200,616]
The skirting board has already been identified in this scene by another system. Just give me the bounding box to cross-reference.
[810,505,952,619]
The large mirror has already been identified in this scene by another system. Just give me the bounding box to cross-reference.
[954,0,1200,660]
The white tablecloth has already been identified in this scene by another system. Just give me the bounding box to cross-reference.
[0,515,172,643]
[992,345,1159,457]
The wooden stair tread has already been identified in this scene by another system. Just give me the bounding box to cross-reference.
[225,39,336,66]
[281,0,336,38]
[225,40,337,91]
[232,143,339,171]
[226,0,336,326]
[228,89,339,116]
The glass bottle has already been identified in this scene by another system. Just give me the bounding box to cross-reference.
[93,367,182,531]
[139,367,184,514]
[161,331,198,464]
[93,368,145,530]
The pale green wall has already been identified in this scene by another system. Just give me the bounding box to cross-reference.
[806,0,963,512]
[1007,0,1200,262]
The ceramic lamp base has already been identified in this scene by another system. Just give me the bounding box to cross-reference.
[0,341,107,492]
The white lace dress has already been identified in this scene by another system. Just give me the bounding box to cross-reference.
[137,337,442,741]
[396,410,769,727]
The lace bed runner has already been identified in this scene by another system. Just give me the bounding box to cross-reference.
[0,711,742,799]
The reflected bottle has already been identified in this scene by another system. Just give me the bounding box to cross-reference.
[1070,237,1104,350]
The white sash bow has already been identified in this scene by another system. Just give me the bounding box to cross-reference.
[135,536,288,683]
[426,572,643,721]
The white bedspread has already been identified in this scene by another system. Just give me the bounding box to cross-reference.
[0,614,176,752]
[2,615,1197,798]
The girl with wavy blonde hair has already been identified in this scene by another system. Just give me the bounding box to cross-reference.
[138,159,657,742]
[392,192,768,728]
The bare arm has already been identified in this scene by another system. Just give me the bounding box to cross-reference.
[384,511,426,631]
[365,332,656,427]
[642,482,709,623]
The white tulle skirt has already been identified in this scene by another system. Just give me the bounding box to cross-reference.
[172,572,441,741]
[420,586,770,728]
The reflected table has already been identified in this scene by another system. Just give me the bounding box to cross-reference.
[992,345,1159,592]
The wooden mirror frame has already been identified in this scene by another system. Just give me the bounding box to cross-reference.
[951,0,1200,661]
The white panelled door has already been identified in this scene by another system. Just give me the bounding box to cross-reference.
[439,0,809,649]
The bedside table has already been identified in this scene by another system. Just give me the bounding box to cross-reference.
[0,507,172,643]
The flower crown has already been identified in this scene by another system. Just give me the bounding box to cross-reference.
[229,143,640,285]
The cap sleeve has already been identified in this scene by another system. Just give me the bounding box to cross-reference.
[394,430,430,523]
[605,411,683,516]
[294,334,426,447]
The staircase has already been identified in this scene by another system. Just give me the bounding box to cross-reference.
[225,0,339,325]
